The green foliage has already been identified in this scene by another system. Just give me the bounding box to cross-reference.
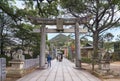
[112,0,120,9]
[81,57,92,63]
[31,33,40,58]
[12,24,41,59]
[0,12,15,55]
[60,0,120,71]
[32,46,40,58]
[23,0,59,17]
[114,42,120,52]
[60,0,86,13]
[46,40,50,47]
[104,42,114,52]
[39,1,59,17]
[0,0,16,18]
[114,42,120,61]
[13,24,33,40]
[67,53,71,60]
[23,54,32,59]
[24,0,34,9]
[103,33,114,42]
[112,53,120,61]
[0,0,60,62]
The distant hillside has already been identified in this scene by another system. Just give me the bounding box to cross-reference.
[49,34,92,48]
[49,34,69,43]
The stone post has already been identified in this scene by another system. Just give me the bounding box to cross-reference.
[39,25,46,68]
[75,22,81,67]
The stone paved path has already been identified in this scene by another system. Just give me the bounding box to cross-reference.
[17,58,101,81]
[104,79,120,81]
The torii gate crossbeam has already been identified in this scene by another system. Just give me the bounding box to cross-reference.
[33,28,87,33]
[28,17,90,25]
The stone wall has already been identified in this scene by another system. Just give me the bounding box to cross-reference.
[0,58,6,81]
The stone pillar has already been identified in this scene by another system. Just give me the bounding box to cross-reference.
[39,25,46,68]
[75,22,81,67]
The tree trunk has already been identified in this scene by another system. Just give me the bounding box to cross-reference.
[75,22,81,68]
[0,40,4,55]
[21,40,25,54]
[0,28,4,55]
[92,31,99,71]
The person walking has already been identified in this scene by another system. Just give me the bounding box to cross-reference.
[47,54,52,67]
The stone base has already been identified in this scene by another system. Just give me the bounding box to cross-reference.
[7,60,25,78]
[7,60,38,78]
[95,69,111,76]
[7,68,24,78]
[7,67,37,78]
[75,60,81,68]
[9,60,24,69]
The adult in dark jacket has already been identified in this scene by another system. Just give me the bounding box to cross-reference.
[47,54,52,67]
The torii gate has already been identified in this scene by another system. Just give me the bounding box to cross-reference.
[28,16,90,68]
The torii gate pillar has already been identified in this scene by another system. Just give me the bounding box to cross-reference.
[75,22,81,67]
[39,25,46,68]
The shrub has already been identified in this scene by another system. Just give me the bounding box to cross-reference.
[23,54,32,59]
[112,53,120,61]
[81,57,92,63]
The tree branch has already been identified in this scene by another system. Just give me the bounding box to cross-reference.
[68,8,80,18]
[85,23,94,33]
[98,5,116,32]
[100,18,120,33]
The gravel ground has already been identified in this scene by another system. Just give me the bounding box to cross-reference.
[82,62,120,81]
